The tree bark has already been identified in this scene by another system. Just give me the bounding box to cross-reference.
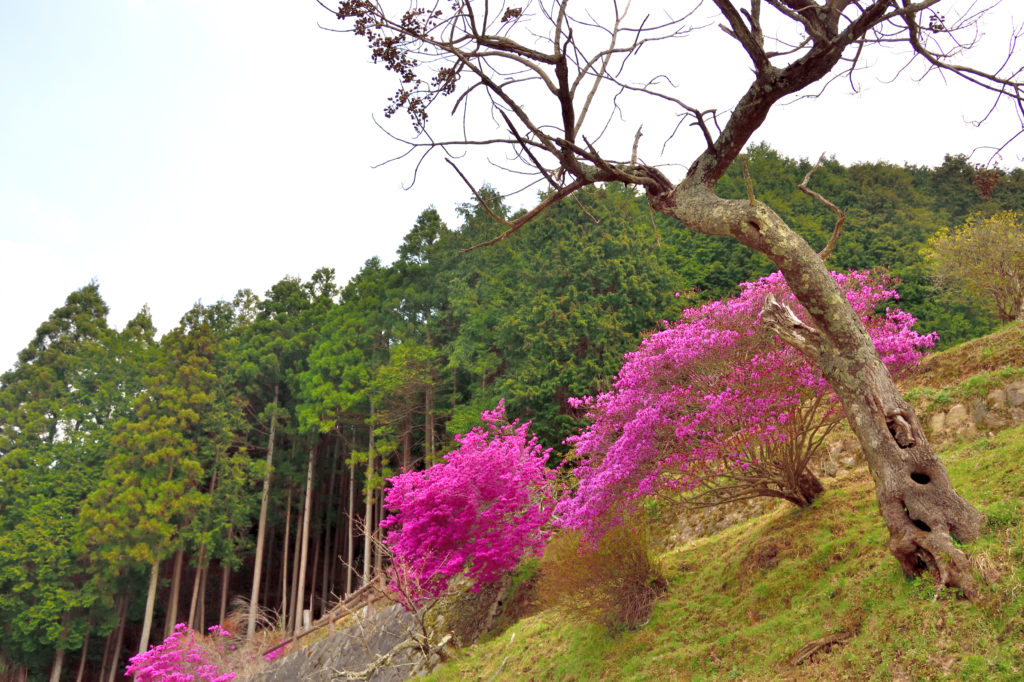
[653,184,985,594]
[346,454,356,596]
[294,445,315,635]
[280,486,292,623]
[106,591,128,682]
[48,646,64,682]
[137,558,161,656]
[219,564,229,627]
[248,384,279,638]
[425,384,435,464]
[188,545,206,629]
[164,549,185,638]
[74,632,89,682]
[363,401,376,587]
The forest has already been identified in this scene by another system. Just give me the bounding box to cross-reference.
[1,145,1023,681]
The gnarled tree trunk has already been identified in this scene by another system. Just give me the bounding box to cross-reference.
[654,184,985,594]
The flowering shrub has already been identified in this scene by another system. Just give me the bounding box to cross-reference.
[124,623,236,681]
[557,270,936,542]
[381,400,561,606]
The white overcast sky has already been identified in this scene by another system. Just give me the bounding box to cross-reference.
[2,0,1022,373]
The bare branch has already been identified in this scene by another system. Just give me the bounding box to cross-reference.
[797,155,845,262]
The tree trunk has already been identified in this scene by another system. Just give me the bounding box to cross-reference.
[74,632,89,682]
[188,545,207,629]
[106,593,128,682]
[654,183,985,594]
[401,415,412,471]
[48,646,64,682]
[219,564,229,627]
[425,383,435,464]
[294,445,315,635]
[322,438,339,613]
[248,384,279,638]
[280,486,292,623]
[164,549,185,638]
[363,401,376,587]
[288,479,304,632]
[137,558,161,656]
[346,452,356,596]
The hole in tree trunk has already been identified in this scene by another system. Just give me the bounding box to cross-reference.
[910,472,930,485]
[911,519,931,532]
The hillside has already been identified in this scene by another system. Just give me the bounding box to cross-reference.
[422,324,1024,681]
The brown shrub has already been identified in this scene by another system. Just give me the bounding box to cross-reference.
[538,522,667,632]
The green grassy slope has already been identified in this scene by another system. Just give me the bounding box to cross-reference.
[428,324,1024,681]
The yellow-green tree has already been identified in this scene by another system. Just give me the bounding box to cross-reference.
[927,210,1024,323]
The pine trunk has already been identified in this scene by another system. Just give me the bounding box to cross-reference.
[219,564,229,626]
[164,549,185,638]
[346,454,356,596]
[363,401,375,587]
[48,647,64,682]
[137,559,161,656]
[425,384,435,464]
[288,478,304,632]
[74,632,89,682]
[280,487,292,622]
[248,385,279,637]
[106,593,128,682]
[188,545,207,628]
[294,445,315,635]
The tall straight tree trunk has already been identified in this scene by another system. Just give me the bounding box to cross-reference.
[248,384,279,637]
[374,488,383,576]
[106,593,128,682]
[263,524,275,612]
[164,549,185,638]
[346,453,356,596]
[294,445,315,635]
[309,516,322,621]
[288,479,304,632]
[362,401,375,587]
[425,384,435,464]
[219,564,229,626]
[331,465,345,601]
[74,632,89,682]
[48,611,70,682]
[401,415,412,471]
[48,646,64,682]
[137,558,161,657]
[188,545,207,628]
[322,439,339,612]
[280,487,292,624]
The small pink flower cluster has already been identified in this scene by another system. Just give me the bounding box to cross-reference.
[124,623,236,681]
[557,270,935,541]
[382,400,561,606]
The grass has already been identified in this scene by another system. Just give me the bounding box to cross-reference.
[423,324,1024,681]
[426,426,1024,680]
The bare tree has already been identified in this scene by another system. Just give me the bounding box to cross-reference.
[325,0,1024,596]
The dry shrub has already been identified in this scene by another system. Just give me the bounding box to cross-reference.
[539,522,667,632]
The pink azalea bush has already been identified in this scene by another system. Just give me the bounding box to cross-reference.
[557,270,936,542]
[381,400,560,606]
[124,623,235,681]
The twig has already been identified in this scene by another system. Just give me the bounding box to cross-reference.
[743,156,756,206]
[797,154,845,262]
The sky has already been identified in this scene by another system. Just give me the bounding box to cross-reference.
[2,0,1022,374]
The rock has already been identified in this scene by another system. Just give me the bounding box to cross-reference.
[1006,381,1024,407]
[944,404,975,435]
[928,412,946,434]
[970,399,989,425]
[987,388,1007,410]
